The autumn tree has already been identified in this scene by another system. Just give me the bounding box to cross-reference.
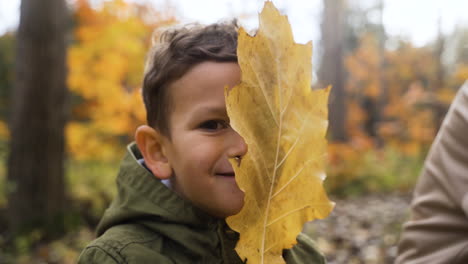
[326,21,465,193]
[449,27,468,84]
[319,0,347,142]
[431,21,447,130]
[0,33,15,139]
[7,0,69,238]
[0,33,15,125]
[67,0,175,160]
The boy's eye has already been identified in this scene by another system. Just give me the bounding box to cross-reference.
[199,120,229,131]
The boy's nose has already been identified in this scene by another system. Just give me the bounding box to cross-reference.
[227,129,248,159]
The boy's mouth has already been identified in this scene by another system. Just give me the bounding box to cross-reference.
[217,172,235,177]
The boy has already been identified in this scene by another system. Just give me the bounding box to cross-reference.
[78,21,325,263]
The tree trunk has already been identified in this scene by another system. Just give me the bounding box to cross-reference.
[7,0,68,239]
[319,0,347,142]
[374,0,385,147]
[433,20,447,132]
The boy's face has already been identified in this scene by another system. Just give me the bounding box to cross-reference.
[161,62,247,218]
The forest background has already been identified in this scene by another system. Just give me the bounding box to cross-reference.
[0,0,468,263]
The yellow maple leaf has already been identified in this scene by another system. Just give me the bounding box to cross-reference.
[225,2,334,263]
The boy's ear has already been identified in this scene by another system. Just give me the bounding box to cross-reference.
[135,125,172,180]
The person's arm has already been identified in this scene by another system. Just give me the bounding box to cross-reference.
[396,81,468,264]
[283,232,326,264]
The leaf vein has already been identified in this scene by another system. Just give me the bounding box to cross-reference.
[264,242,277,254]
[246,52,279,127]
[266,205,310,227]
[272,157,315,198]
[261,50,283,263]
[275,113,309,170]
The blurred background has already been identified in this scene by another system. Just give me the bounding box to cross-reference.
[0,0,467,263]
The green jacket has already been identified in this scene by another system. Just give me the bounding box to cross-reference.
[78,143,325,264]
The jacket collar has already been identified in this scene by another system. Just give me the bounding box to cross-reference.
[96,143,224,251]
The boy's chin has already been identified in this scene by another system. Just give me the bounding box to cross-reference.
[228,201,244,217]
[211,198,244,219]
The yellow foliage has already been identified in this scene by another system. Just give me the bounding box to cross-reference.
[341,33,457,164]
[66,122,120,160]
[455,64,468,82]
[436,87,457,105]
[225,3,333,263]
[0,120,9,139]
[326,142,369,191]
[345,34,381,98]
[67,0,175,159]
[325,31,465,194]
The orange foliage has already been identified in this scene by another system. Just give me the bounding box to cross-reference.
[328,33,464,192]
[455,63,468,82]
[67,0,175,160]
[345,34,382,98]
[0,120,8,139]
[343,34,452,152]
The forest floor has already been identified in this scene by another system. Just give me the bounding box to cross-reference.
[1,192,412,264]
[306,192,412,264]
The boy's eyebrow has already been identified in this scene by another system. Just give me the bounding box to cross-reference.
[191,105,228,117]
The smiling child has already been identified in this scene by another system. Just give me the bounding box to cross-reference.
[77,21,325,264]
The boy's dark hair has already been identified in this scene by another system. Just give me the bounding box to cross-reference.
[142,21,239,136]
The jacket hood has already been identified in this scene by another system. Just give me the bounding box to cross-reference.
[96,143,225,253]
[88,143,324,264]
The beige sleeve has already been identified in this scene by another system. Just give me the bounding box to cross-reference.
[396,81,468,264]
